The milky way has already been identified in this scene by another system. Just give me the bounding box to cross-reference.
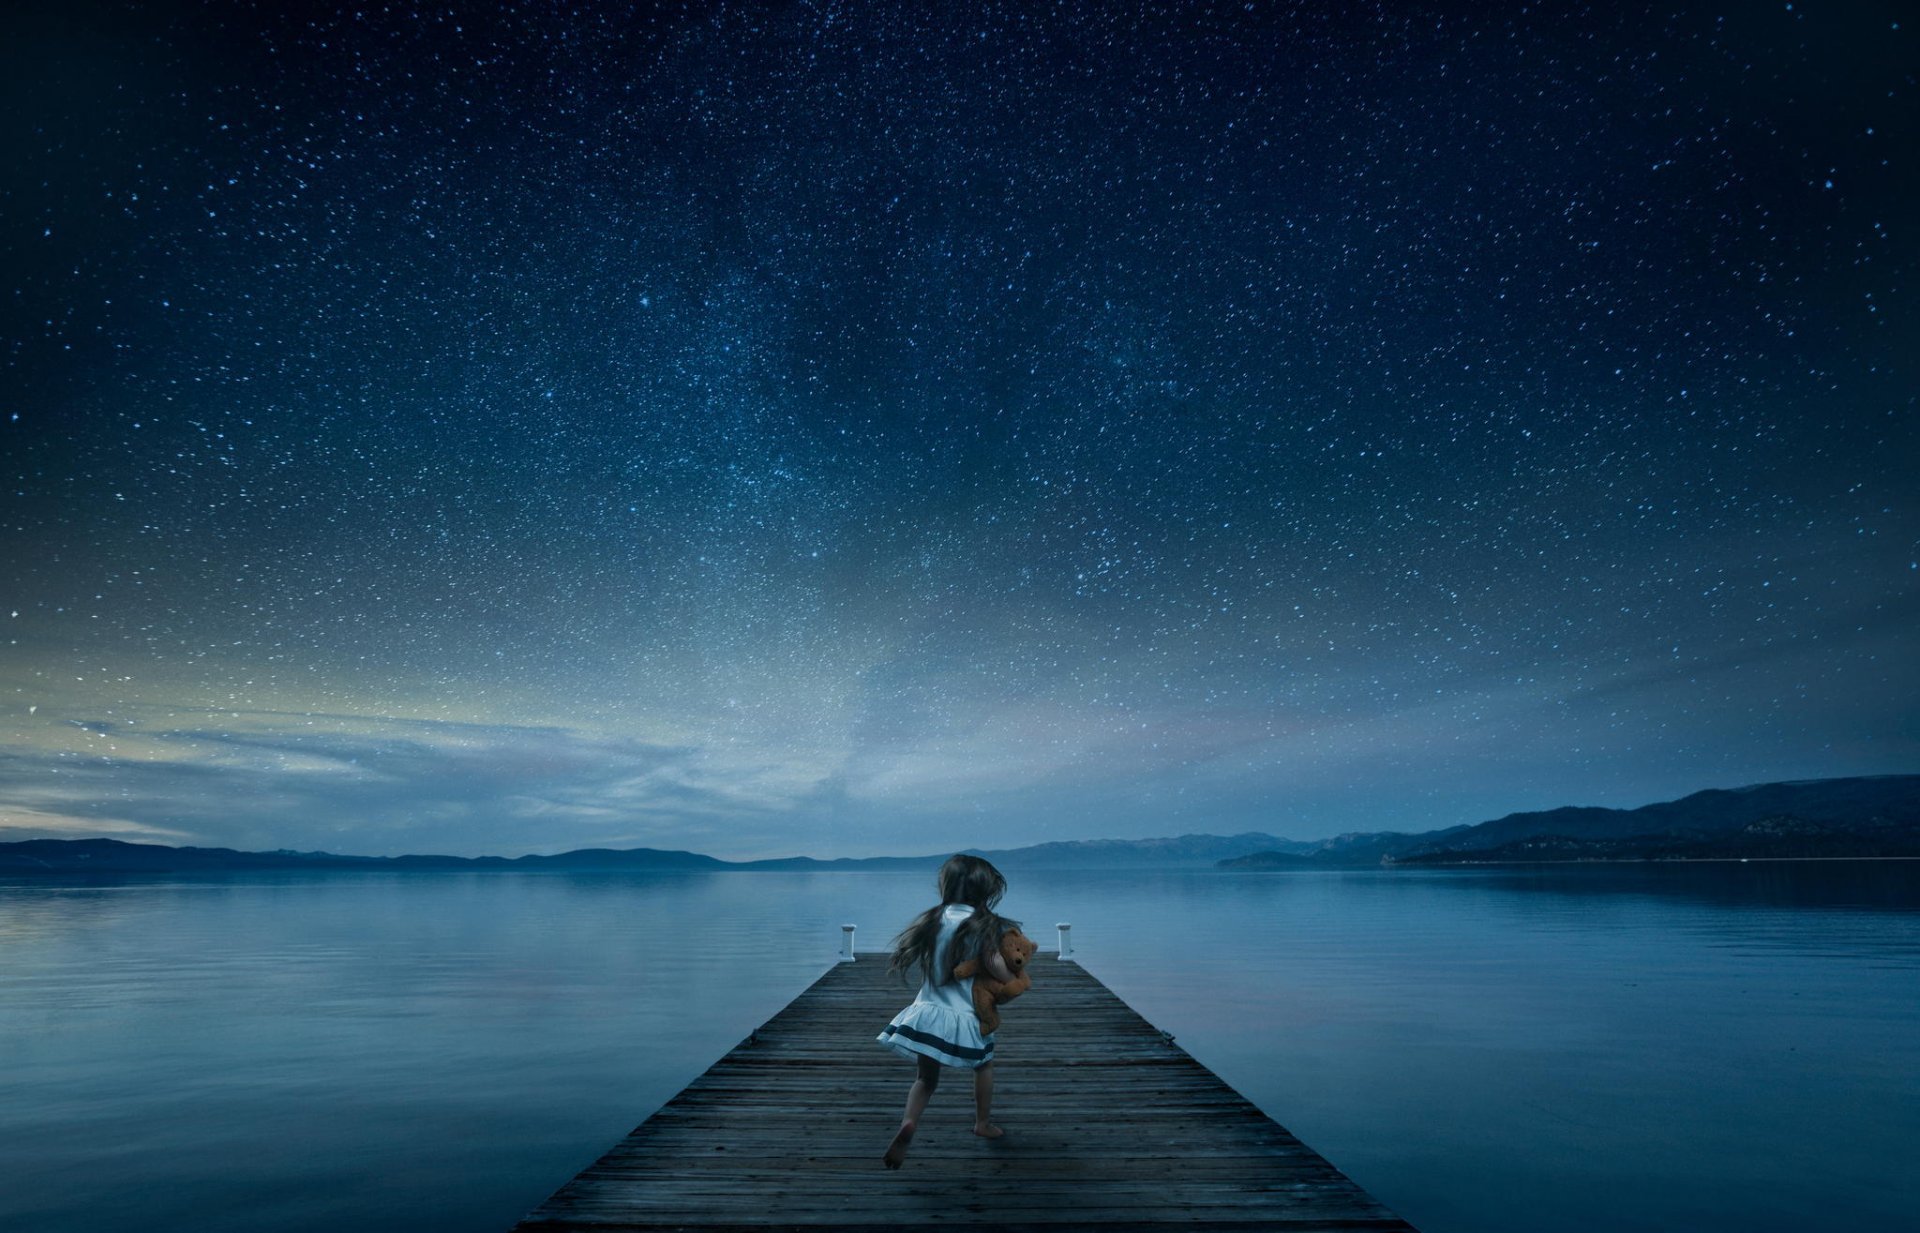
[2,1,1914,858]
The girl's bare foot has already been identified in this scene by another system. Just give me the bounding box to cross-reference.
[882,1120,916,1168]
[970,1122,1004,1139]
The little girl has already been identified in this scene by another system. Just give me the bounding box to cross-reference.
[876,853,1018,1169]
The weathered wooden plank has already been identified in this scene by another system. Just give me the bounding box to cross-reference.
[519,1221,1412,1233]
[511,954,1415,1231]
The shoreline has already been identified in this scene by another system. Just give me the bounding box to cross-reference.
[8,854,1920,878]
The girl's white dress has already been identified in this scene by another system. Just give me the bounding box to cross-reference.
[876,903,994,1069]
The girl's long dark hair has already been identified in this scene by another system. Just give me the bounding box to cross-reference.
[888,853,1019,984]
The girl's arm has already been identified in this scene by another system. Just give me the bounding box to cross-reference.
[983,944,1014,983]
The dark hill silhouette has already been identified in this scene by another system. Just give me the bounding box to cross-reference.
[5,776,1915,873]
[0,837,733,874]
[1221,775,1920,867]
[0,833,1293,874]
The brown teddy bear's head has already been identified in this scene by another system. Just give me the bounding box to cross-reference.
[1002,928,1038,974]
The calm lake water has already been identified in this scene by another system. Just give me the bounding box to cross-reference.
[2,863,1916,1233]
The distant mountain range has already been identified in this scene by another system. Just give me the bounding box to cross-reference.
[1219,774,1920,867]
[3,775,1915,874]
[0,831,1297,875]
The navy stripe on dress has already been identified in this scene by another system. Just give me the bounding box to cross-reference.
[878,1021,994,1062]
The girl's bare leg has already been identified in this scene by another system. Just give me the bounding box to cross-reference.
[884,1056,940,1168]
[971,1061,1002,1138]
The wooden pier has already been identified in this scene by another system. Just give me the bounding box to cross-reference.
[513,953,1416,1231]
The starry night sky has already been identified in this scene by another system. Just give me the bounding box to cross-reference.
[3,1,1914,859]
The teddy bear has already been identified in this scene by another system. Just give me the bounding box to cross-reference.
[952,926,1038,1033]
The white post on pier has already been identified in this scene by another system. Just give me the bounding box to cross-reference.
[840,924,858,962]
[1055,922,1075,963]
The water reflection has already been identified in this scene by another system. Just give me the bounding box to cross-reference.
[1399,859,1920,913]
[1021,864,1918,1233]
[1,863,1914,1233]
